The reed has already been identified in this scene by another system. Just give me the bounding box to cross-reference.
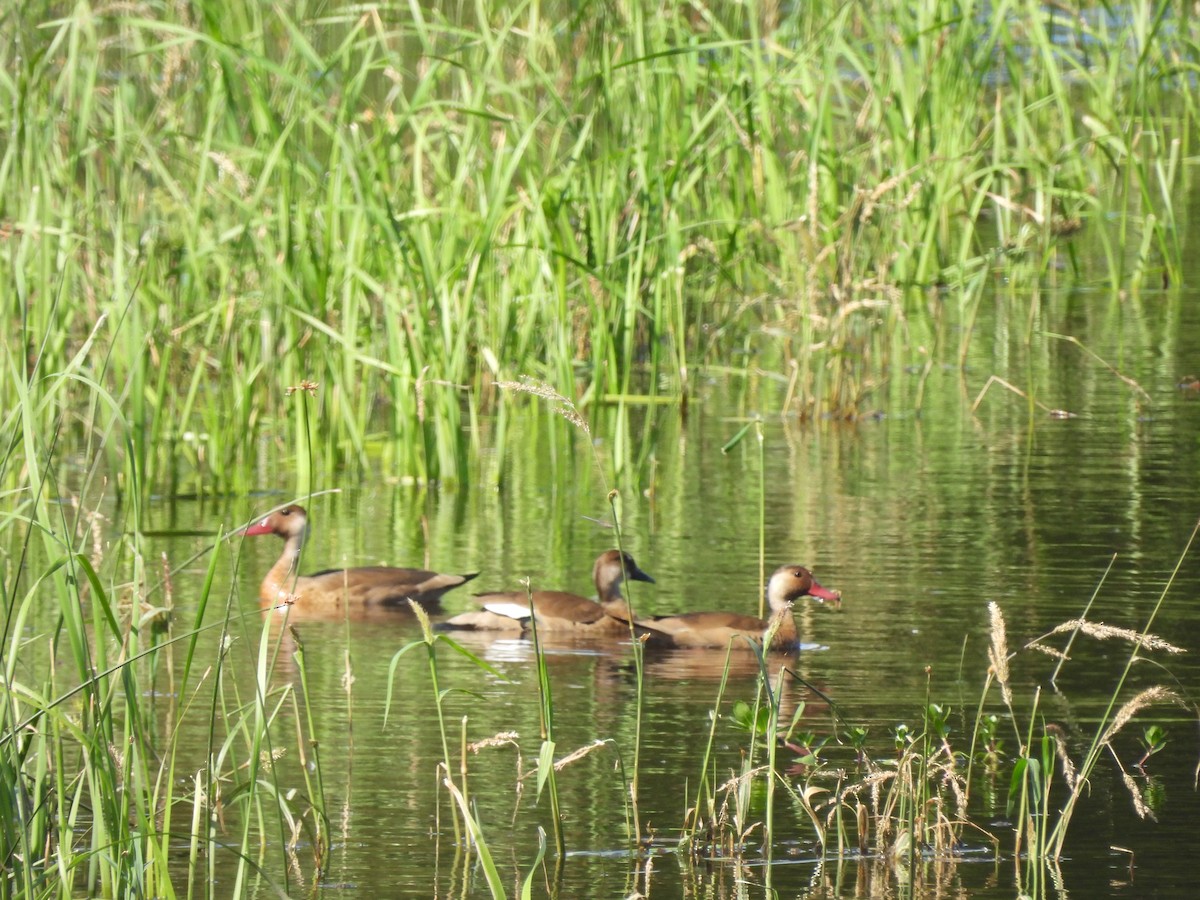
[384,601,508,860]
[0,510,328,898]
[2,0,1193,496]
[680,648,736,856]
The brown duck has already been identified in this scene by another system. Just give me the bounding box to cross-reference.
[638,564,839,651]
[439,550,654,634]
[242,505,477,610]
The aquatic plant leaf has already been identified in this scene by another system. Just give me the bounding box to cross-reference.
[382,640,424,729]
[536,740,556,800]
[1007,758,1027,817]
[520,827,548,900]
[443,777,507,899]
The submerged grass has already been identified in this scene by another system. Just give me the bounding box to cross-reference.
[2,0,1195,495]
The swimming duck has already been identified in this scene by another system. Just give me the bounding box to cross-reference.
[637,564,839,651]
[242,504,477,610]
[439,549,654,634]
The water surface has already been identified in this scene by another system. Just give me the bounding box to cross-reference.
[135,285,1200,897]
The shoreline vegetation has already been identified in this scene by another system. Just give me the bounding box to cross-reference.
[3,0,1193,494]
[1,1,1197,897]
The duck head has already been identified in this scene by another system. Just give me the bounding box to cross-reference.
[766,565,840,611]
[242,504,310,544]
[593,549,655,592]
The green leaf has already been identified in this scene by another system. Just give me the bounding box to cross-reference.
[520,827,548,900]
[383,641,425,729]
[434,633,509,680]
[535,740,556,800]
[1007,758,1028,817]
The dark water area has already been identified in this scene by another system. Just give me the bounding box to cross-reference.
[110,285,1200,898]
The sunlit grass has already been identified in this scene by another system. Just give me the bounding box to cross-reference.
[1,0,1196,895]
[2,0,1193,495]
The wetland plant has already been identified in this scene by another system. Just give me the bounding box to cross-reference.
[3,0,1195,496]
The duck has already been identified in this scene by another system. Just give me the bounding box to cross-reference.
[241,504,477,610]
[637,564,840,651]
[438,549,655,634]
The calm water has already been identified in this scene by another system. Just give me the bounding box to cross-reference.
[127,287,1200,898]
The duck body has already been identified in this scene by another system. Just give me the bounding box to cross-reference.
[638,564,839,651]
[242,505,477,610]
[439,550,654,634]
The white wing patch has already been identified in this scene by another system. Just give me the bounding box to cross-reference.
[481,601,533,621]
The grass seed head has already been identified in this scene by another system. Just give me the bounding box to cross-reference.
[1120,768,1156,821]
[987,602,1012,707]
[1049,619,1185,655]
[1104,686,1183,743]
[497,377,591,434]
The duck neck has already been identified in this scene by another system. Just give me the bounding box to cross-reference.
[764,603,799,651]
[262,532,305,603]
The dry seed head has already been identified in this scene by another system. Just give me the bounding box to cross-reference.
[716,765,769,794]
[860,173,905,225]
[898,179,925,211]
[1049,619,1185,655]
[987,602,1013,706]
[497,377,590,434]
[554,739,609,771]
[469,732,520,753]
[411,366,426,425]
[286,380,319,397]
[1103,686,1183,743]
[1045,723,1078,790]
[1025,641,1069,660]
[940,768,968,820]
[1120,768,1155,821]
[259,747,286,772]
[206,152,251,197]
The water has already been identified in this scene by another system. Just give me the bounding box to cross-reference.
[133,287,1200,897]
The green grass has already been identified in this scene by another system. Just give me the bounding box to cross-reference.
[1,0,1197,895]
[2,0,1194,496]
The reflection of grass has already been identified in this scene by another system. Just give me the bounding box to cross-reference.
[2,0,1191,494]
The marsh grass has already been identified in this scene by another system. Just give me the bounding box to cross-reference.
[2,0,1194,496]
[0,526,334,898]
[3,0,1199,894]
[523,579,567,859]
[0,304,343,897]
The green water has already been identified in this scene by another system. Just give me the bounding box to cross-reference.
[119,285,1200,898]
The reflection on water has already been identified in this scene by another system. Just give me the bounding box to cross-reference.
[25,286,1200,898]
